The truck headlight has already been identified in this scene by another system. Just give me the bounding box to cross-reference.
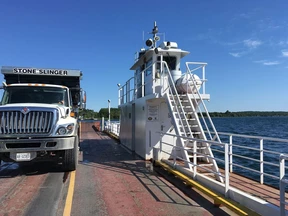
[57,123,74,135]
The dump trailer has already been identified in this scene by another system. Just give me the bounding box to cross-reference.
[0,66,86,171]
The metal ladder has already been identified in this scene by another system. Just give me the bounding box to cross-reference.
[163,63,223,182]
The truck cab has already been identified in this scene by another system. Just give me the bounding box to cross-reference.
[0,66,86,171]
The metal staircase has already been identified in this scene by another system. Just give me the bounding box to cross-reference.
[163,62,223,182]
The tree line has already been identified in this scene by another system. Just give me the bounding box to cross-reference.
[79,108,288,120]
[79,108,120,120]
[205,110,288,117]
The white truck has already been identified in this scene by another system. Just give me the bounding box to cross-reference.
[0,66,86,171]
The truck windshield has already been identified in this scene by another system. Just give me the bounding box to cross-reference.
[1,86,69,106]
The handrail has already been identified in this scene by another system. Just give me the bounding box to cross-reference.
[206,130,288,184]
[160,61,193,139]
[158,131,288,198]
[279,154,288,216]
[159,131,230,196]
[184,62,221,144]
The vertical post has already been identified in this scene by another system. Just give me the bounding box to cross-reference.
[173,136,176,168]
[193,140,197,179]
[153,132,163,163]
[160,55,163,95]
[152,64,155,94]
[225,143,229,198]
[202,65,205,94]
[121,85,125,103]
[108,100,111,128]
[279,154,285,216]
[101,117,105,131]
[142,70,145,97]
[127,80,130,102]
[160,132,163,153]
[118,88,120,105]
[260,139,264,184]
[117,84,121,105]
[229,135,233,172]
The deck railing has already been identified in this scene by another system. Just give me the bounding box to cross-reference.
[280,154,288,216]
[105,122,120,136]
[159,132,231,196]
[207,131,288,186]
[107,121,288,188]
[157,131,288,194]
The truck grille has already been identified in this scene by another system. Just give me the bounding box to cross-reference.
[0,111,54,135]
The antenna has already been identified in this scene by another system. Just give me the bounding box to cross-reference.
[145,21,160,48]
[142,30,145,47]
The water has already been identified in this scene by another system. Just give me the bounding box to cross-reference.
[207,116,288,188]
[211,116,288,139]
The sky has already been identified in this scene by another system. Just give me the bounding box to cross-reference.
[0,0,287,112]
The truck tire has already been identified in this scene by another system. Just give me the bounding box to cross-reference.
[62,137,78,171]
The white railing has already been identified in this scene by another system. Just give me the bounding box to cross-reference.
[105,122,120,136]
[118,61,158,106]
[118,60,209,106]
[159,132,230,196]
[208,131,288,185]
[185,62,208,95]
[279,154,288,216]
[118,77,135,105]
[183,62,221,143]
[158,131,288,195]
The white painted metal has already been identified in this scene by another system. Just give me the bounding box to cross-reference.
[157,131,288,216]
[260,138,264,184]
[280,154,288,216]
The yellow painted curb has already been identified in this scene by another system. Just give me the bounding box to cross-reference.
[104,131,120,142]
[63,171,76,216]
[155,161,260,216]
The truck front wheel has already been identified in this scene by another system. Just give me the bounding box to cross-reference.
[62,137,78,171]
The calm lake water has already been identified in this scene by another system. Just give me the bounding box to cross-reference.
[209,116,288,188]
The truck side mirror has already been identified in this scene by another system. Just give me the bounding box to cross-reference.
[79,89,86,109]
[0,82,7,90]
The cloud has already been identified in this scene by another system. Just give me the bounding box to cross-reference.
[229,52,242,57]
[243,39,262,48]
[229,51,248,58]
[220,41,242,46]
[279,40,288,46]
[228,39,262,57]
[263,61,280,66]
[254,60,280,66]
[239,13,250,19]
[282,50,288,57]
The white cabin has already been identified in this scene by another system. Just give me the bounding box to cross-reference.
[118,23,221,180]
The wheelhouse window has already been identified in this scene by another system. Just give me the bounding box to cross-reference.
[163,56,177,70]
[145,58,152,76]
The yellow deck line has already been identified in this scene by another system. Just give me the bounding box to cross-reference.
[63,171,76,216]
[156,161,260,216]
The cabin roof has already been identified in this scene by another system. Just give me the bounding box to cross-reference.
[130,47,190,70]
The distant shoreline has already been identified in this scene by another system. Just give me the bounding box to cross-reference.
[206,111,288,117]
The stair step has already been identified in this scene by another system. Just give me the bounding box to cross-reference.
[179,125,199,128]
[199,163,214,167]
[188,155,205,158]
[173,111,195,114]
[187,132,201,135]
[186,146,208,150]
